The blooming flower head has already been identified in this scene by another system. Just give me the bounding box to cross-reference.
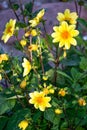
[51,21,79,50]
[28,44,38,52]
[0,54,8,64]
[55,108,63,114]
[18,120,28,130]
[78,98,86,106]
[1,19,16,43]
[29,9,45,27]
[22,58,31,77]
[29,91,51,111]
[58,88,67,97]
[57,9,78,25]
[20,80,27,89]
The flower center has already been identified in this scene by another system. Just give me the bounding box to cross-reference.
[7,26,12,34]
[36,96,43,104]
[61,31,70,39]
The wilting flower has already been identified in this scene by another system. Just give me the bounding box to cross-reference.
[22,58,31,77]
[20,40,27,47]
[1,19,16,43]
[58,88,67,97]
[29,91,51,111]
[18,120,28,130]
[78,98,86,106]
[28,44,38,52]
[29,9,45,27]
[57,9,78,25]
[55,108,63,114]
[51,21,79,49]
[25,29,37,37]
[0,54,8,64]
[20,80,27,89]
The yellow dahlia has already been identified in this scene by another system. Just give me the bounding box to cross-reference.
[29,91,51,111]
[0,54,8,64]
[29,9,45,27]
[18,120,28,130]
[1,19,16,43]
[57,9,78,25]
[22,58,31,77]
[51,21,79,49]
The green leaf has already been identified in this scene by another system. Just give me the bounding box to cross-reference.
[25,2,33,14]
[71,68,81,81]
[0,116,8,130]
[57,70,73,82]
[6,108,31,130]
[12,4,19,10]
[16,22,27,28]
[0,95,16,115]
[76,127,85,130]
[78,18,87,28]
[44,108,60,125]
[80,57,87,71]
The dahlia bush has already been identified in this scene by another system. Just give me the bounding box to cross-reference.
[0,1,87,130]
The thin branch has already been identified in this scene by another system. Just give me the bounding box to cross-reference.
[19,0,26,23]
[8,0,20,21]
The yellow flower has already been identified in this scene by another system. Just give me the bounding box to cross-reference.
[29,9,45,27]
[57,9,78,25]
[37,9,45,19]
[0,74,2,80]
[25,29,37,37]
[22,58,31,77]
[29,91,51,111]
[58,88,66,97]
[20,40,27,47]
[18,120,28,130]
[78,98,86,106]
[42,75,48,81]
[1,19,16,43]
[51,21,79,49]
[28,44,38,51]
[20,80,27,89]
[49,89,54,94]
[0,54,8,64]
[55,108,63,114]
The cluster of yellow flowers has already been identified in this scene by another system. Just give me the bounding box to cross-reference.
[51,9,79,57]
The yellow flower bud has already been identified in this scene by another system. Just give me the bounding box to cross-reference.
[78,98,86,106]
[18,120,28,130]
[55,108,63,114]
[42,75,48,81]
[28,44,38,51]
[58,89,66,97]
[0,74,2,80]
[20,80,27,89]
[20,40,27,47]
[49,89,54,94]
